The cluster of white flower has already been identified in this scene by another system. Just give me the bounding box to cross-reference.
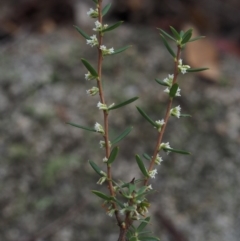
[86,35,98,47]
[99,140,112,148]
[87,8,99,18]
[155,119,165,131]
[86,86,99,96]
[149,169,158,179]
[85,72,97,81]
[97,102,115,110]
[93,20,108,32]
[170,105,181,118]
[163,74,174,86]
[155,154,163,165]
[102,157,108,163]
[100,45,114,55]
[178,59,190,74]
[159,142,171,150]
[94,122,104,134]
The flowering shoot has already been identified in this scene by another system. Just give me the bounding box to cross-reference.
[178,59,190,74]
[170,105,181,118]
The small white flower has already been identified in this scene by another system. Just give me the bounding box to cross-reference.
[100,45,114,55]
[93,20,102,31]
[170,105,181,118]
[155,154,163,165]
[85,72,96,81]
[103,157,108,163]
[97,102,114,110]
[86,35,98,47]
[97,102,108,110]
[86,86,99,96]
[178,59,190,74]
[163,74,174,87]
[159,142,171,150]
[149,169,158,179]
[97,176,107,185]
[94,122,104,134]
[147,184,153,190]
[155,119,165,126]
[99,140,111,148]
[93,21,108,31]
[155,119,165,131]
[107,208,115,217]
[87,8,98,18]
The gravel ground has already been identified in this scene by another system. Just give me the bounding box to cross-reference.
[0,24,240,241]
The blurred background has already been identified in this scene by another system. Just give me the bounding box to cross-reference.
[1,0,240,241]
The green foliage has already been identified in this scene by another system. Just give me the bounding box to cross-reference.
[81,58,98,77]
[107,146,119,165]
[73,25,90,39]
[169,83,179,98]
[135,155,149,177]
[102,21,124,33]
[108,97,139,110]
[136,107,159,128]
[102,3,112,16]
[111,127,133,145]
[67,122,96,132]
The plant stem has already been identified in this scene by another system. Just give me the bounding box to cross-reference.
[144,46,181,186]
[96,0,122,227]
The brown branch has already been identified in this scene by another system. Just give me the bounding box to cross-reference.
[144,46,182,186]
[96,0,122,229]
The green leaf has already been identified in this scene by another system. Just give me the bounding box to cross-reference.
[143,153,151,161]
[89,161,103,176]
[73,25,90,39]
[160,34,176,58]
[137,217,151,232]
[108,97,138,110]
[92,190,111,201]
[136,186,148,198]
[181,28,193,44]
[157,28,176,41]
[129,183,136,194]
[67,122,96,132]
[180,30,184,38]
[135,155,149,177]
[169,83,179,98]
[188,36,205,42]
[91,0,98,3]
[136,107,158,128]
[186,67,209,72]
[102,21,123,33]
[163,148,191,155]
[107,146,119,165]
[155,78,169,87]
[110,45,132,55]
[81,58,98,77]
[139,236,160,241]
[180,114,192,117]
[102,3,111,16]
[170,26,180,40]
[111,127,133,145]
